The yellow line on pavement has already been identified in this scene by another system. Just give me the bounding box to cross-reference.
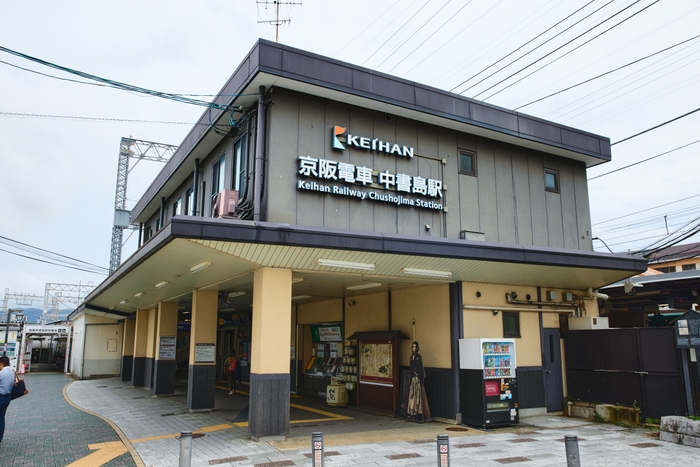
[65,441,128,467]
[63,382,145,467]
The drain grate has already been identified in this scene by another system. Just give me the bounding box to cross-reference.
[630,442,660,448]
[508,437,538,443]
[209,455,248,465]
[304,451,340,458]
[96,386,108,388]
[161,413,175,417]
[454,442,485,448]
[409,439,435,444]
[386,453,422,460]
[494,456,532,464]
[253,461,295,467]
[132,396,146,399]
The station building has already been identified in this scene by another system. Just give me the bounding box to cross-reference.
[70,39,646,439]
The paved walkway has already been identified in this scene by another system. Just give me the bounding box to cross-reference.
[3,373,700,466]
[0,373,136,467]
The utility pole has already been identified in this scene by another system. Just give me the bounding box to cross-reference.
[256,0,302,42]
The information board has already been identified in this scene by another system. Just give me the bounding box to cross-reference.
[159,336,177,360]
[675,311,700,348]
[194,343,216,362]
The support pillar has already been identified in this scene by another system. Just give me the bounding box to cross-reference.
[121,317,136,382]
[153,301,178,395]
[144,307,157,388]
[249,268,292,440]
[187,289,218,410]
[132,308,152,387]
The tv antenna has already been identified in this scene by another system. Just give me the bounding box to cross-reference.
[256,1,302,42]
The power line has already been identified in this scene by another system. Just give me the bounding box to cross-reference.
[451,0,597,94]
[0,248,107,275]
[514,33,700,110]
[374,0,454,71]
[592,193,700,226]
[361,0,431,67]
[0,235,108,272]
[588,138,700,180]
[386,1,474,74]
[0,111,196,125]
[479,0,661,101]
[611,106,700,146]
[334,0,403,58]
[0,45,244,112]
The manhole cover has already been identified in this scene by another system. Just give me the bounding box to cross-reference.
[446,426,469,432]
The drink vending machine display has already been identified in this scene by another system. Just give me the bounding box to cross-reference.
[459,338,518,428]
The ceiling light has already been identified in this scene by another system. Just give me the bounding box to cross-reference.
[134,292,144,299]
[346,283,382,291]
[120,300,128,305]
[292,277,304,283]
[317,259,374,271]
[190,261,211,273]
[402,267,452,279]
[228,291,246,298]
[292,295,312,301]
[155,281,169,289]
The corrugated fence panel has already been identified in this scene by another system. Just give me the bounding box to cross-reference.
[517,367,545,408]
[424,368,455,420]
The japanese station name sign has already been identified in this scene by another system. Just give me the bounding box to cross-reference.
[296,125,445,211]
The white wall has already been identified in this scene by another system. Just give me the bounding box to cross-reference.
[70,314,123,379]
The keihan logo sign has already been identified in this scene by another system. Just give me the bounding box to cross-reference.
[332,125,414,158]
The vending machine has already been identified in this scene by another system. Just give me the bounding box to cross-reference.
[459,338,518,428]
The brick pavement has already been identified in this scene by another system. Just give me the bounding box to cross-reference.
[3,373,698,466]
[0,373,136,467]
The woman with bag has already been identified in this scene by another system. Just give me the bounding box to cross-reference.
[0,356,15,442]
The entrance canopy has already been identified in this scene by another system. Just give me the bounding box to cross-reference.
[76,217,646,315]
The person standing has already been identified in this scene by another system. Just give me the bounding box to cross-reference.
[224,352,237,395]
[0,356,15,442]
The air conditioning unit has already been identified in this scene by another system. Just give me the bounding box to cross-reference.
[212,189,239,218]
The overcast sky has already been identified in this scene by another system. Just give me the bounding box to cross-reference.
[1,0,698,305]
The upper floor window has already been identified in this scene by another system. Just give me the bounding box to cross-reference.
[682,264,696,271]
[503,312,520,338]
[173,197,182,216]
[459,149,476,176]
[212,154,226,197]
[233,135,248,194]
[185,186,194,216]
[544,168,559,193]
[655,266,675,273]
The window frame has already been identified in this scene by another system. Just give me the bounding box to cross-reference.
[458,149,477,176]
[211,153,226,198]
[502,312,521,338]
[544,168,560,193]
[185,186,194,216]
[682,264,696,271]
[173,197,182,217]
[232,135,248,193]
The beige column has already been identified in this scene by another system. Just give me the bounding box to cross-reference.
[132,308,152,387]
[249,267,292,440]
[121,317,136,382]
[187,289,218,410]
[153,301,178,395]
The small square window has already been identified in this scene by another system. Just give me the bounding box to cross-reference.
[544,168,559,193]
[459,150,477,176]
[503,312,520,338]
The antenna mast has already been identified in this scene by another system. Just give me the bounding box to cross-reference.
[256,0,302,42]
